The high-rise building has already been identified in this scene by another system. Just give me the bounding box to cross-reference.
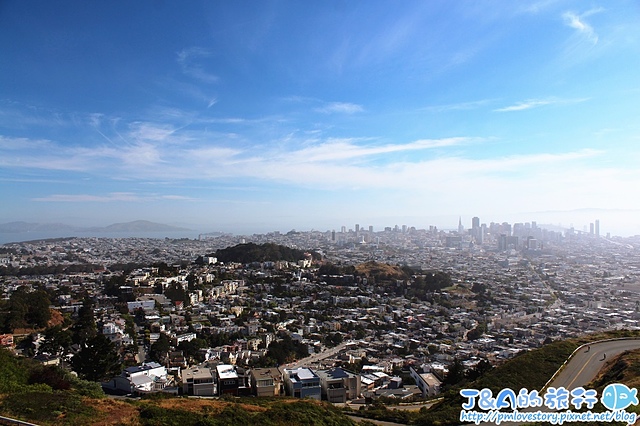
[590,223,594,235]
[369,225,373,233]
[471,217,481,243]
[595,220,600,237]
[458,217,464,234]
[498,234,507,251]
[355,224,360,233]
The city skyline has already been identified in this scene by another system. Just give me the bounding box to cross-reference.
[2,1,640,236]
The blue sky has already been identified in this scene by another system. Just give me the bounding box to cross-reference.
[1,1,640,236]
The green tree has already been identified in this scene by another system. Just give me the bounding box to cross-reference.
[71,334,121,382]
[25,290,51,329]
[4,287,51,331]
[149,333,170,364]
[40,325,72,358]
[445,357,465,386]
[134,307,146,325]
[72,298,96,345]
[164,282,188,307]
[177,338,208,362]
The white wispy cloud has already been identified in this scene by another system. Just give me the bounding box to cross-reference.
[315,102,364,114]
[128,122,178,142]
[177,47,219,84]
[2,126,597,192]
[33,192,196,202]
[563,9,603,45]
[282,137,470,163]
[494,97,588,112]
[425,99,496,113]
[9,125,638,218]
[0,136,53,151]
[494,99,554,112]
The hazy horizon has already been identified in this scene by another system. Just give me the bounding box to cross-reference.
[2,1,640,237]
[2,208,639,243]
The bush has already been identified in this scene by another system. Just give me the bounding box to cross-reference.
[1,391,95,424]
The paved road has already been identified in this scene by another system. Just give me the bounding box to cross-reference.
[548,338,640,390]
[278,341,350,375]
[472,338,640,426]
[345,415,406,425]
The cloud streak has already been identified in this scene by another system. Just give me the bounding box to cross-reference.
[316,102,364,114]
[494,97,588,112]
[1,127,601,191]
[177,47,219,84]
[562,9,602,44]
[32,192,196,203]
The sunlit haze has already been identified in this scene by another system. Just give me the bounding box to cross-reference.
[2,1,640,237]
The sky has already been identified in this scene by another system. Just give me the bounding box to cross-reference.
[1,1,640,236]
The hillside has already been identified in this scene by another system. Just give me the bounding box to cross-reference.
[355,330,640,425]
[0,348,360,426]
[355,261,409,281]
[591,348,640,392]
[212,243,316,264]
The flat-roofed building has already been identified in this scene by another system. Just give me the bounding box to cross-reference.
[316,367,361,403]
[283,367,321,400]
[182,366,215,396]
[250,367,283,397]
[410,366,442,397]
[216,364,239,396]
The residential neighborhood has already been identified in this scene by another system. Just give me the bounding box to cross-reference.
[2,219,640,406]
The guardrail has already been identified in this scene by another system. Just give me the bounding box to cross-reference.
[0,415,39,426]
[541,337,640,392]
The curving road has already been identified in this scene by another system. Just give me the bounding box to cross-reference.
[547,338,640,390]
[473,338,640,425]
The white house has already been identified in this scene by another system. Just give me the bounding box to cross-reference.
[109,362,168,394]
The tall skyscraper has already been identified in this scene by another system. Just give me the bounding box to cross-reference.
[498,234,507,251]
[458,217,464,234]
[595,219,600,237]
[471,216,481,243]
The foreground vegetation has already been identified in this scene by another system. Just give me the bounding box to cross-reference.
[0,347,359,425]
[3,329,640,425]
[351,329,640,425]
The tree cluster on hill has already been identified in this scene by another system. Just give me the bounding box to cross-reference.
[318,263,357,276]
[0,347,104,424]
[212,243,316,264]
[403,271,453,300]
[355,261,410,283]
[0,286,51,332]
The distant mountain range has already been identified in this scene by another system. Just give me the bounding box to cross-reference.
[0,220,191,233]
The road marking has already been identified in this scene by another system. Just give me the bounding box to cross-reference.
[566,350,598,390]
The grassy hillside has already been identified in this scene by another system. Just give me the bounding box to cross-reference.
[0,348,104,424]
[354,330,640,425]
[0,348,358,426]
[355,261,408,280]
